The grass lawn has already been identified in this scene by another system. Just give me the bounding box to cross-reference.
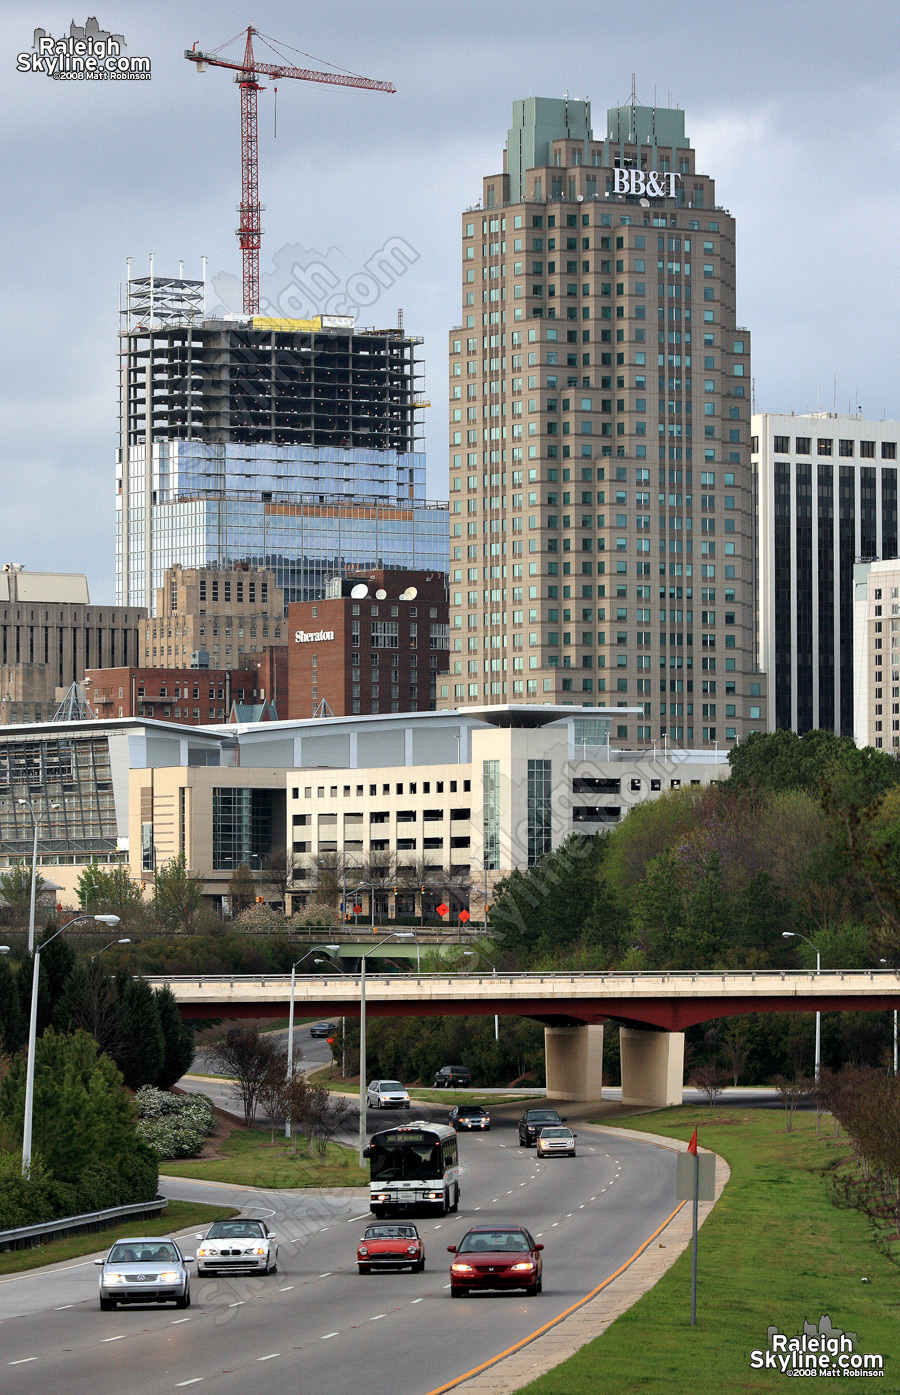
[0,1200,237,1277]
[160,1125,368,1189]
[515,1106,899,1394]
[307,1065,537,1109]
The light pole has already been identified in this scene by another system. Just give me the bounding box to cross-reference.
[358,930,416,1165]
[463,947,499,1042]
[349,883,376,935]
[285,944,340,1138]
[91,937,131,961]
[880,960,898,1075]
[22,912,120,1175]
[783,931,821,1082]
[18,798,60,954]
[341,854,361,926]
[468,857,491,932]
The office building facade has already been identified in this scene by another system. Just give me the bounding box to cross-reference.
[287,568,449,717]
[140,564,285,669]
[116,277,448,612]
[852,559,900,751]
[754,412,900,735]
[443,97,765,747]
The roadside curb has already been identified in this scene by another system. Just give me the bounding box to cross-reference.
[427,1126,730,1395]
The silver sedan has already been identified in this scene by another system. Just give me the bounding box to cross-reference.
[194,1218,278,1275]
[95,1237,193,1310]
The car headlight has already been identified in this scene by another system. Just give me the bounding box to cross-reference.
[159,1271,181,1284]
[510,1261,535,1272]
[358,1247,369,1256]
[451,1262,474,1273]
[406,1245,418,1255]
[247,1246,267,1255]
[103,1272,125,1284]
[197,1247,212,1257]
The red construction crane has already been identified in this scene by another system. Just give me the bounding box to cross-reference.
[185,26,395,316]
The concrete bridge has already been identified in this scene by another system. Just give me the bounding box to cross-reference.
[151,969,900,1108]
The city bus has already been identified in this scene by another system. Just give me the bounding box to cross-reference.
[364,1122,460,1216]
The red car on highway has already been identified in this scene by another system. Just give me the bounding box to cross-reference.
[447,1224,543,1296]
[357,1222,425,1274]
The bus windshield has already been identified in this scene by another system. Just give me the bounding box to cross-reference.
[368,1138,441,1183]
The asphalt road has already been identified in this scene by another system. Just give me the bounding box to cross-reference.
[0,1108,679,1395]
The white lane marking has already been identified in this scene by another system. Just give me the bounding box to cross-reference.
[257,1354,279,1361]
[278,1286,293,1292]
[321,1227,331,1232]
[172,1318,191,1325]
[474,1206,481,1211]
[579,1204,585,1209]
[591,1196,596,1201]
[55,1305,74,1310]
[491,1198,499,1203]
[348,1214,370,1221]
[498,1144,506,1148]
[566,1213,573,1218]
[535,1233,543,1238]
[8,1358,39,1365]
[322,1332,339,1340]
[442,1284,451,1289]
[519,1182,526,1186]
[228,1301,245,1308]
[319,1273,332,1278]
[370,1314,386,1321]
[101,1336,125,1343]
[176,1381,204,1387]
[551,1222,559,1227]
[411,1298,424,1304]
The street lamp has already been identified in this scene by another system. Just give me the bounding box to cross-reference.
[341,854,361,925]
[463,947,499,1042]
[358,930,416,1165]
[880,960,898,1075]
[284,944,340,1138]
[18,798,60,953]
[783,931,821,1082]
[467,857,492,932]
[90,937,130,961]
[349,883,376,935]
[22,912,120,1175]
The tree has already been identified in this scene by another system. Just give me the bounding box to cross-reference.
[17,928,77,1038]
[490,835,607,957]
[114,977,165,1089]
[76,866,145,920]
[207,1027,282,1126]
[263,848,302,913]
[0,956,25,1054]
[154,986,195,1090]
[690,1062,729,1107]
[0,1028,137,1181]
[772,1074,814,1132]
[227,864,256,915]
[53,959,122,1057]
[153,855,205,934]
[0,865,50,919]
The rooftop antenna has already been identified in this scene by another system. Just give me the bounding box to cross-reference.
[178,259,184,278]
[201,255,207,314]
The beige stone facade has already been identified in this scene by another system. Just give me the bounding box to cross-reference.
[443,97,765,749]
[140,564,285,669]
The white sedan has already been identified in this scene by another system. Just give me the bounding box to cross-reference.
[194,1218,278,1275]
[366,1079,411,1110]
[536,1126,577,1157]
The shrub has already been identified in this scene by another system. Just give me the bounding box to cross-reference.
[135,1087,215,1159]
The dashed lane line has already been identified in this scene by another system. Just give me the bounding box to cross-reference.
[321,1332,339,1340]
[8,1359,39,1366]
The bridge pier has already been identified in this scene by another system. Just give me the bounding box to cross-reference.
[619,1026,685,1107]
[544,1024,604,1101]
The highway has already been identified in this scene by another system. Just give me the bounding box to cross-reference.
[0,1106,679,1395]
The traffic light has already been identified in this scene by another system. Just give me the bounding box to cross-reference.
[256,895,265,904]
[344,912,352,923]
[393,885,399,895]
[420,884,426,894]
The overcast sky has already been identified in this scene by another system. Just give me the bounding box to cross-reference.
[3,0,899,603]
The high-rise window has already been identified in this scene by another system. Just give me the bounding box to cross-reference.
[527,758,552,866]
[482,759,500,871]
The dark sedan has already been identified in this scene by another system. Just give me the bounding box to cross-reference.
[449,1104,491,1131]
[309,1021,338,1039]
[448,1225,543,1296]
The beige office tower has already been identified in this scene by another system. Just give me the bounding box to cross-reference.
[441,97,766,747]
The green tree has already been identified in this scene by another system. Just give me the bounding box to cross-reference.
[114,977,165,1089]
[75,865,145,919]
[0,956,25,1053]
[53,958,122,1057]
[152,854,204,934]
[154,985,195,1089]
[17,928,77,1037]
[490,834,608,957]
[0,1028,137,1181]
[0,865,50,917]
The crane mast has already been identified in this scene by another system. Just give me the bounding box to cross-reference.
[186,26,395,316]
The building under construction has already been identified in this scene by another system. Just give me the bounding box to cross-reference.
[117,272,447,612]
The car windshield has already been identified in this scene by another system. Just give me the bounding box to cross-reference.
[206,1221,266,1239]
[541,1128,569,1138]
[527,1112,560,1122]
[379,1082,404,1092]
[460,1107,486,1116]
[109,1242,179,1264]
[458,1231,530,1253]
[365,1225,418,1240]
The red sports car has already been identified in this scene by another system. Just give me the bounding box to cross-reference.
[357,1223,425,1274]
[448,1224,543,1296]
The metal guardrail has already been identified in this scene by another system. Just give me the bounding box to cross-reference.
[147,969,900,985]
[0,1195,168,1253]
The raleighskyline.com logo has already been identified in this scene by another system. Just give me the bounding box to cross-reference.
[17,17,151,80]
[750,1314,884,1377]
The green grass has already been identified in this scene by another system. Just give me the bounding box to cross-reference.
[160,1125,368,1189]
[516,1106,899,1394]
[0,1200,237,1276]
[307,1065,537,1108]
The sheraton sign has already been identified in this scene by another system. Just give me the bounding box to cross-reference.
[294,629,334,643]
[612,168,680,198]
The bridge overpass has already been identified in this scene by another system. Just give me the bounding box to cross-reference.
[151,969,900,1108]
